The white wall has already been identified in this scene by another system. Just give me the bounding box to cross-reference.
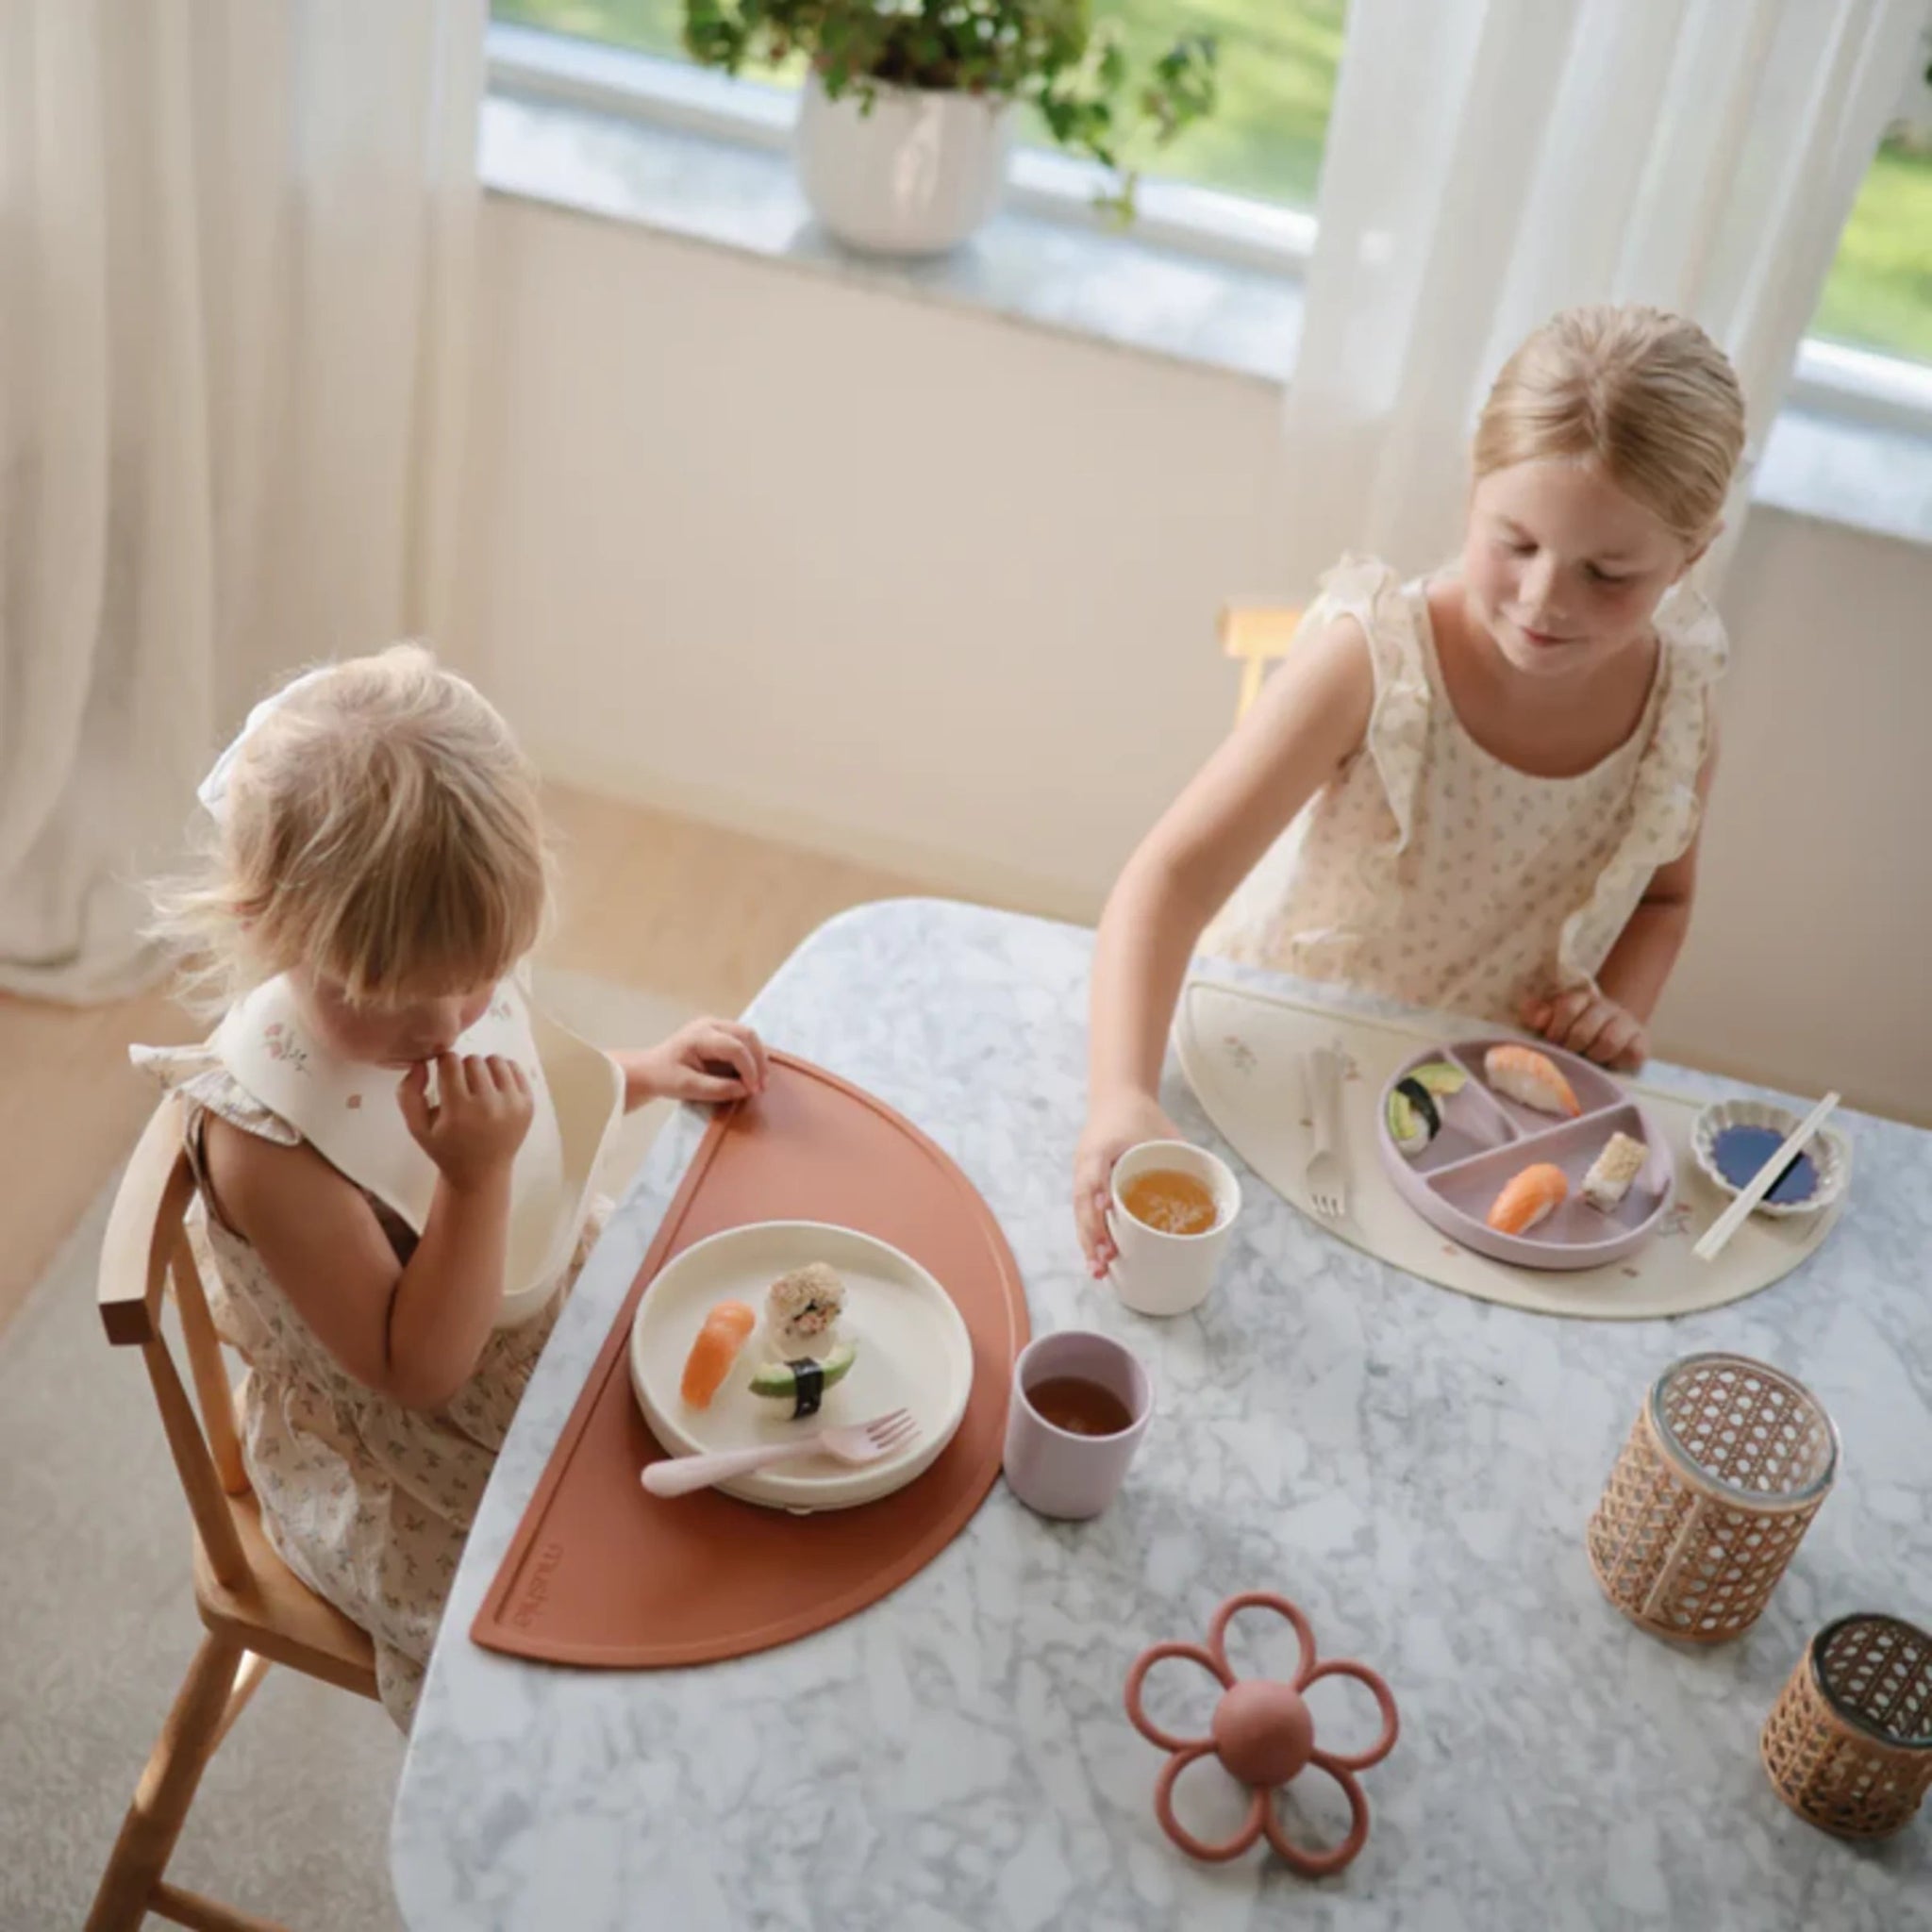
[1670,520,1925,1117]
[461,194,1930,1123]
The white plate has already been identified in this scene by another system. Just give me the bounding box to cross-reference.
[629,1220,974,1512]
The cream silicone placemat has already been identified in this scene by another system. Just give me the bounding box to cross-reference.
[1176,979,1839,1321]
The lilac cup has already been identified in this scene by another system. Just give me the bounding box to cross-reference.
[1001,1330,1153,1521]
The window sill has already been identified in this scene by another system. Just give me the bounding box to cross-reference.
[1754,407,1932,548]
[480,87,1300,387]
[480,47,1932,551]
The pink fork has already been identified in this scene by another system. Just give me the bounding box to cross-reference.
[641,1408,919,1498]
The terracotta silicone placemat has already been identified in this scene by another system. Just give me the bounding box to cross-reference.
[473,1054,1030,1668]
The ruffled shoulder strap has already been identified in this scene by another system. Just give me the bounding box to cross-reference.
[1655,578,1730,689]
[129,1042,302,1147]
[1553,587,1728,989]
[1296,553,1424,675]
[1631,580,1727,846]
[1294,554,1432,860]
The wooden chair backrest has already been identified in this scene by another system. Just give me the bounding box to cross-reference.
[97,1097,251,1591]
[1219,604,1303,723]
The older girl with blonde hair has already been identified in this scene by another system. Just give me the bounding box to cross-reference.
[1075,305,1748,1274]
[137,645,768,1726]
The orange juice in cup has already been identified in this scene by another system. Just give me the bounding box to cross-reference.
[1108,1141,1241,1316]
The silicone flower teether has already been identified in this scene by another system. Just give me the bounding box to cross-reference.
[1124,1591,1398,1874]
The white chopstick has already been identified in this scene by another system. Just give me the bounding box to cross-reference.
[1692,1091,1840,1263]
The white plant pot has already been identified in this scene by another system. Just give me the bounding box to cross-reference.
[796,72,1013,258]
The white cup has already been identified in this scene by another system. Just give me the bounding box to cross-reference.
[1107,1140,1241,1317]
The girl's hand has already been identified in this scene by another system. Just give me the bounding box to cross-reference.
[1074,1090,1179,1280]
[619,1018,769,1109]
[398,1053,534,1193]
[1519,991,1650,1073]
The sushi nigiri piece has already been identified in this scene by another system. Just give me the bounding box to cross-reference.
[1582,1132,1647,1213]
[751,1343,858,1420]
[766,1263,846,1357]
[1385,1060,1470,1158]
[679,1299,756,1408]
[1485,1044,1583,1119]
[1487,1162,1569,1236]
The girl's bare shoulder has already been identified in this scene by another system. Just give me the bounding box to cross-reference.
[199,1109,363,1246]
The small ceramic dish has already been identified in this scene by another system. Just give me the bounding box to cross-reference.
[1690,1100,1851,1221]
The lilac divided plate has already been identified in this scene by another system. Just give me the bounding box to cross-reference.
[1376,1040,1675,1273]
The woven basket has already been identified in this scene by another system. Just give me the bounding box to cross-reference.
[1762,1615,1932,1838]
[1587,1354,1839,1641]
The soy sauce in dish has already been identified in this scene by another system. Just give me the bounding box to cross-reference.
[1712,1124,1819,1205]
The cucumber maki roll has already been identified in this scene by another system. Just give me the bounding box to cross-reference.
[1385,1061,1467,1158]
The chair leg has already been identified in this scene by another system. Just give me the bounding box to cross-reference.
[207,1648,272,1757]
[84,1630,251,1932]
[150,1877,291,1931]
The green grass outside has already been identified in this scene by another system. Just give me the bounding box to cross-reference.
[496,0,1932,364]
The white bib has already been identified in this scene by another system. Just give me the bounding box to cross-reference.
[210,976,623,1327]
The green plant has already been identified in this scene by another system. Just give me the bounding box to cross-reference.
[683,0,1217,219]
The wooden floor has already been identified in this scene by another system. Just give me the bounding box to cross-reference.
[0,787,931,1340]
[539,787,929,1012]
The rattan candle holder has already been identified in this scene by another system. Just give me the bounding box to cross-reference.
[1761,1614,1932,1838]
[1587,1353,1840,1642]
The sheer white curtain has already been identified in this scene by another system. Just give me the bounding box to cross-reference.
[1278,0,1928,592]
[0,0,481,1001]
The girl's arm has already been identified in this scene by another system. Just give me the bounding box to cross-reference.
[202,1053,533,1412]
[1075,617,1375,1270]
[1524,726,1720,1070]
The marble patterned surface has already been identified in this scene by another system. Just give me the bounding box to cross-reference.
[391,901,1932,1931]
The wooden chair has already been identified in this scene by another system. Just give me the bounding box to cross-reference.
[1220,604,1303,723]
[88,1097,378,1932]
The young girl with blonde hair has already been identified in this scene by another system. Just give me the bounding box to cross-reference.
[136,645,768,1726]
[1075,305,1747,1274]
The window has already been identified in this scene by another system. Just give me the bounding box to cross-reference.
[492,1,1345,210]
[492,1,1930,371]
[1071,2,1344,211]
[497,1,684,67]
[1814,125,1932,366]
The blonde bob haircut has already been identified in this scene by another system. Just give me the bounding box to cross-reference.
[153,644,551,1010]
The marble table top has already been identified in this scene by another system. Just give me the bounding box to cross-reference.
[391,900,1932,1931]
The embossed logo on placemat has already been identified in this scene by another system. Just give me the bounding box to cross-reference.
[510,1540,567,1629]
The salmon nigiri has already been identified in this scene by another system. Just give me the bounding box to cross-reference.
[1487,1162,1569,1236]
[680,1299,757,1408]
[1485,1043,1583,1119]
